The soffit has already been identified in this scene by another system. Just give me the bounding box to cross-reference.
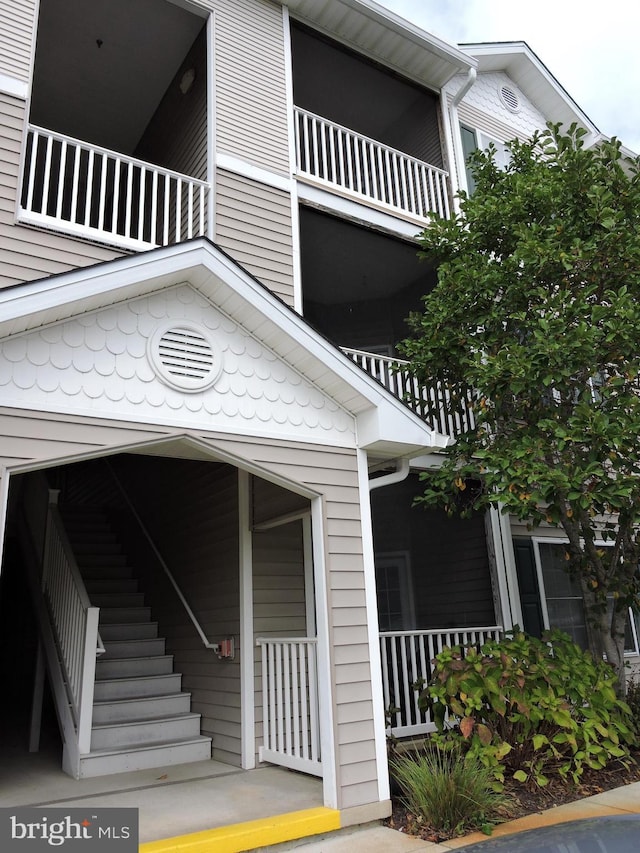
[285,0,475,90]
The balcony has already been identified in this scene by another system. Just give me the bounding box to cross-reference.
[342,348,474,440]
[19,125,211,252]
[294,108,451,222]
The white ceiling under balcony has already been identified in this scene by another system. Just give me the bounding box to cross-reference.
[30,0,205,154]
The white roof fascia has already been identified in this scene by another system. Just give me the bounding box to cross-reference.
[0,239,448,456]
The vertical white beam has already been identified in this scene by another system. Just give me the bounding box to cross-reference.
[302,514,316,637]
[310,496,338,809]
[356,449,391,804]
[0,466,9,573]
[206,11,216,240]
[282,6,303,314]
[238,469,255,769]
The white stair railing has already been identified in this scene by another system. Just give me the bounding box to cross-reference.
[294,106,450,220]
[341,347,475,439]
[20,124,210,251]
[21,474,102,776]
[256,637,322,776]
[380,626,502,738]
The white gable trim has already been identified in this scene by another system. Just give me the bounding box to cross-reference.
[0,240,448,456]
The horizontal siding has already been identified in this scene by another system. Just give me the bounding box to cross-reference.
[215,168,294,305]
[0,93,121,289]
[0,0,36,83]
[206,0,289,175]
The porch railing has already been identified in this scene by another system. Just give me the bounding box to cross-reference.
[380,626,502,738]
[342,347,475,439]
[294,107,450,221]
[19,124,210,251]
[256,637,322,777]
[21,474,102,776]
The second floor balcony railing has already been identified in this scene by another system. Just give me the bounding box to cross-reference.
[19,125,211,252]
[342,347,475,440]
[294,107,451,222]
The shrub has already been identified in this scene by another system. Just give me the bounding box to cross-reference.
[390,744,509,835]
[626,678,640,736]
[421,629,636,789]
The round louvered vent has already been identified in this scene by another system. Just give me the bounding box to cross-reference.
[499,84,521,113]
[148,322,222,392]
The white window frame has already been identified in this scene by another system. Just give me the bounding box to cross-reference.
[375,551,415,632]
[532,536,640,656]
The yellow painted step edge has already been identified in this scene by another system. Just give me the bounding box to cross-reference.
[139,806,341,853]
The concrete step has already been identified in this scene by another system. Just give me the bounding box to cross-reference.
[85,578,139,595]
[77,553,129,568]
[81,565,134,580]
[78,736,212,778]
[99,622,159,641]
[99,606,151,624]
[72,542,123,556]
[90,592,145,608]
[93,673,183,701]
[96,655,174,679]
[91,712,203,750]
[101,638,166,659]
[92,692,192,724]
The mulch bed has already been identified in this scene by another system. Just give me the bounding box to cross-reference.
[384,750,640,844]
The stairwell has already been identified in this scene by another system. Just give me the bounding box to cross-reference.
[61,506,212,777]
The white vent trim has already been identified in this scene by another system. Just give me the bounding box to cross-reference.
[148,321,223,392]
[498,84,521,113]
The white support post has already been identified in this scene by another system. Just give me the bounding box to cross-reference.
[238,470,255,769]
[77,606,100,754]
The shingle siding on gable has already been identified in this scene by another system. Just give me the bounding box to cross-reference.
[448,70,548,141]
[0,0,37,84]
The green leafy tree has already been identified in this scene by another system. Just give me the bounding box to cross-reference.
[401,124,640,691]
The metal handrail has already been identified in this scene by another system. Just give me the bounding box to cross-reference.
[104,461,220,654]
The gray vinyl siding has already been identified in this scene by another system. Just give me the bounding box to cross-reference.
[0,411,380,810]
[0,94,121,289]
[207,0,289,176]
[215,169,295,305]
[0,0,37,84]
[135,26,208,182]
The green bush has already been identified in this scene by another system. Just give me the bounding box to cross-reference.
[421,629,636,789]
[390,744,509,835]
[626,678,640,735]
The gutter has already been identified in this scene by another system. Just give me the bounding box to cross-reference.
[369,458,410,491]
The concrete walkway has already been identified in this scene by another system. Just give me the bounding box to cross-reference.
[278,781,640,852]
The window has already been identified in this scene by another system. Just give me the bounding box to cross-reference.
[376,552,414,632]
[460,125,511,195]
[531,539,639,655]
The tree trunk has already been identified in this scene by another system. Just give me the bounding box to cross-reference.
[580,578,627,696]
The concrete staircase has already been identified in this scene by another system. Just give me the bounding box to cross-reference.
[62,507,212,778]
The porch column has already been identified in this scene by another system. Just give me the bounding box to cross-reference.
[238,469,255,769]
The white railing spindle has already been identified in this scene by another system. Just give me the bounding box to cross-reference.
[19,124,210,252]
[294,107,450,221]
[256,637,322,777]
[380,626,503,738]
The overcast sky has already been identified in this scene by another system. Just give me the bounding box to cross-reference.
[378,1,640,154]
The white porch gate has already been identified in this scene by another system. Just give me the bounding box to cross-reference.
[256,637,322,777]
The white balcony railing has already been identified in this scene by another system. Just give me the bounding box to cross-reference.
[380,626,503,738]
[256,637,322,777]
[19,125,210,251]
[342,347,475,439]
[294,107,450,221]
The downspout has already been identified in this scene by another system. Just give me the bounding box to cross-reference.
[369,458,410,491]
[442,67,477,211]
